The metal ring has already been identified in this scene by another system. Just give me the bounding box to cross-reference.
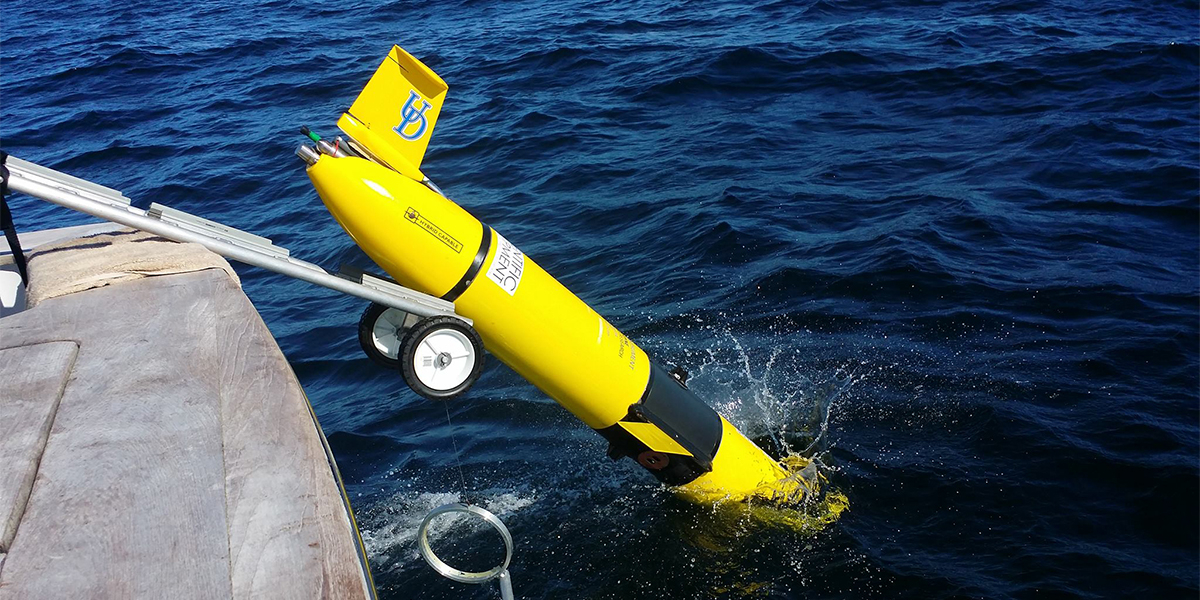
[417,503,513,584]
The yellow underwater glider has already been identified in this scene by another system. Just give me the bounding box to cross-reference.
[298,46,817,505]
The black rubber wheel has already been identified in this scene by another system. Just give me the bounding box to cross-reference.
[357,302,411,369]
[400,316,485,400]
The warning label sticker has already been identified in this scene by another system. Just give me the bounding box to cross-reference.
[404,207,463,253]
[486,233,525,296]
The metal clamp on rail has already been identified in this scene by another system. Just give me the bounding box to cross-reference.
[336,264,458,318]
[146,202,291,260]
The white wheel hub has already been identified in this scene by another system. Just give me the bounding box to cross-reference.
[371,308,408,360]
[412,328,477,391]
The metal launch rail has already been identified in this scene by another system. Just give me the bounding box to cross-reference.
[4,153,521,598]
[3,154,468,324]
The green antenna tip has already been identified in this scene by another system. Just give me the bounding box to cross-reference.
[300,125,321,143]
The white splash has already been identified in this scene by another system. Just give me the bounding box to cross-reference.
[359,486,536,573]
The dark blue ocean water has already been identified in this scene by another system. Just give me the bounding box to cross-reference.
[3,1,1197,598]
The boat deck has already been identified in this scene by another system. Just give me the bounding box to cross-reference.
[0,228,373,598]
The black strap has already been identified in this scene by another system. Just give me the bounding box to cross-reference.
[0,151,29,286]
[441,222,492,302]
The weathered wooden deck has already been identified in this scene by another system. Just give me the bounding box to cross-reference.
[0,229,374,598]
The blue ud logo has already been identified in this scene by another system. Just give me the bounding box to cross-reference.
[394,90,432,141]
